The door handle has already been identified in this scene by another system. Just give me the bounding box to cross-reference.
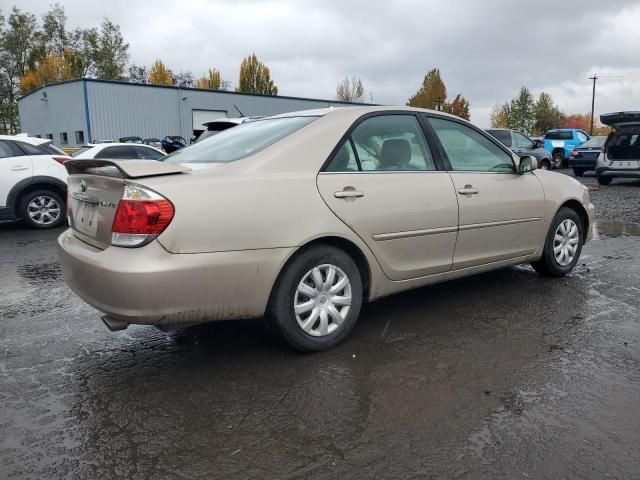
[11,165,29,171]
[334,188,364,199]
[458,185,479,195]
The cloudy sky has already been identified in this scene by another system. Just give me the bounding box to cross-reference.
[11,0,640,126]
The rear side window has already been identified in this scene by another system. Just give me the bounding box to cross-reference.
[486,130,512,147]
[545,131,573,140]
[16,141,46,155]
[0,140,21,158]
[165,116,317,164]
[95,145,136,159]
[133,146,164,160]
[325,141,359,172]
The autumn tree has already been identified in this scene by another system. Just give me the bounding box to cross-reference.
[336,75,365,103]
[19,51,75,93]
[407,68,447,110]
[149,59,173,85]
[563,113,591,131]
[490,103,510,128]
[443,93,470,120]
[533,92,564,134]
[236,53,278,95]
[196,68,223,90]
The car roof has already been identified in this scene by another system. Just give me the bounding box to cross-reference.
[82,142,161,149]
[268,105,465,121]
[0,134,51,145]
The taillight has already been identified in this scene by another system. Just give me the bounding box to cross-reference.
[570,150,581,158]
[53,156,71,164]
[111,184,174,247]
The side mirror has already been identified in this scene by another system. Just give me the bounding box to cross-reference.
[519,155,538,174]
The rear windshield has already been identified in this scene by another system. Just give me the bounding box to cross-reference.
[607,133,640,159]
[165,116,317,164]
[545,131,573,140]
[486,129,512,147]
[71,146,93,157]
[581,136,605,148]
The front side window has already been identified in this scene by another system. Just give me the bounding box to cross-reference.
[514,132,534,149]
[429,117,515,173]
[577,131,588,142]
[165,116,317,164]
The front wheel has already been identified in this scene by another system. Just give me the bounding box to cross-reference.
[531,207,583,277]
[597,176,612,185]
[266,245,363,352]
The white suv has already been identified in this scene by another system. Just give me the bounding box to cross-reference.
[0,135,70,229]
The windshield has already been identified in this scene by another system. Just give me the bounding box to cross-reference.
[71,146,93,157]
[581,136,605,148]
[165,116,317,164]
[486,129,512,147]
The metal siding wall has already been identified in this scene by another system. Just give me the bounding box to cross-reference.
[17,82,87,146]
[19,80,360,146]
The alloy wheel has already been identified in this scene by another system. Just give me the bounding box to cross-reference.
[27,196,61,225]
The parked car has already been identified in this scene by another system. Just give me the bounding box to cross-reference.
[0,135,70,228]
[485,128,554,170]
[118,136,143,144]
[59,107,595,351]
[568,136,606,176]
[143,138,163,150]
[543,129,591,167]
[161,136,187,153]
[196,117,262,143]
[595,111,640,185]
[72,143,165,161]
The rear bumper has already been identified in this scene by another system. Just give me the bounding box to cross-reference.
[57,229,294,326]
[596,167,640,178]
[568,159,597,169]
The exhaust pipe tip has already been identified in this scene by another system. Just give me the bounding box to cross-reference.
[101,315,130,331]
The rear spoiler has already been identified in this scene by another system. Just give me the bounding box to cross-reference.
[65,159,191,179]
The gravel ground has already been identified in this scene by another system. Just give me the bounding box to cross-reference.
[1,170,639,479]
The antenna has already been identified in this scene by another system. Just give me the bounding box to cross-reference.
[234,104,244,117]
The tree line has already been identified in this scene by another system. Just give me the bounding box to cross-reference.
[490,87,610,136]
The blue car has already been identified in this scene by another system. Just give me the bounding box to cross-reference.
[543,129,591,168]
[567,136,606,176]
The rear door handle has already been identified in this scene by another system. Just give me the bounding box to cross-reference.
[11,165,29,171]
[334,188,364,199]
[458,185,479,195]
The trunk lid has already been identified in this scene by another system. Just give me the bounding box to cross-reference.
[64,159,190,249]
[600,111,640,131]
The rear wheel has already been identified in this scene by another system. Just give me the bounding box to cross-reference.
[266,245,363,352]
[573,168,586,177]
[552,151,565,168]
[18,189,65,229]
[597,176,612,185]
[531,207,583,277]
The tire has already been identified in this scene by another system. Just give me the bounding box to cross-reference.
[573,168,586,177]
[531,207,583,277]
[18,189,66,229]
[266,245,363,352]
[597,176,612,186]
[539,160,551,171]
[552,151,564,169]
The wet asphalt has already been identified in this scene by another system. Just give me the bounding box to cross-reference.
[1,171,639,479]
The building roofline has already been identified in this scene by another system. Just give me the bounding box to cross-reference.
[18,77,377,106]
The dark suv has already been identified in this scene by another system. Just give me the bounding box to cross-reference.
[485,128,554,170]
[595,112,640,185]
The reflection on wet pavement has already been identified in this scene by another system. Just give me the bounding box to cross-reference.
[594,221,640,238]
[1,210,640,477]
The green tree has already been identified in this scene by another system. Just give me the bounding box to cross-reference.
[149,59,172,85]
[93,18,128,80]
[172,70,194,87]
[336,75,365,103]
[196,68,223,90]
[407,68,447,110]
[41,3,67,57]
[443,93,470,120]
[533,92,564,134]
[0,7,40,133]
[507,87,536,134]
[236,53,278,95]
[67,27,98,77]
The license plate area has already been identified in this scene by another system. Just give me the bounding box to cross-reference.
[611,160,639,169]
[72,196,99,237]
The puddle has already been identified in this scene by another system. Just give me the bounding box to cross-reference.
[593,222,640,238]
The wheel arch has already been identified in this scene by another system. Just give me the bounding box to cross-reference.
[557,199,590,237]
[8,176,67,212]
[270,236,372,306]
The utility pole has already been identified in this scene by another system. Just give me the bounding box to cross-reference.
[589,74,598,135]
